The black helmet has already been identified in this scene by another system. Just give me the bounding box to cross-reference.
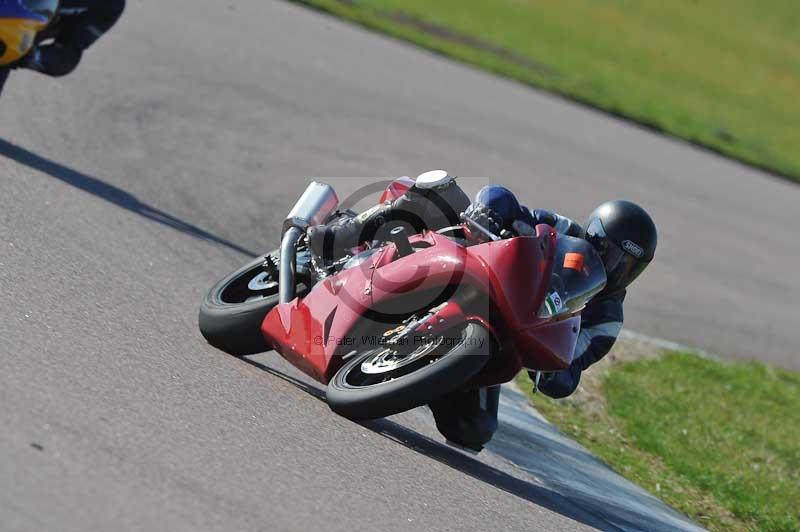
[584,200,657,292]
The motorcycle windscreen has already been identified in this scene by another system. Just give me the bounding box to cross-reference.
[537,235,607,318]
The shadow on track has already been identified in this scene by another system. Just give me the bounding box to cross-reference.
[238,354,613,531]
[0,138,257,257]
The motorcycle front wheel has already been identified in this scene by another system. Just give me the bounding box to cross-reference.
[198,251,308,356]
[326,322,491,420]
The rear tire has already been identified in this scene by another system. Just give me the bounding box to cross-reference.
[198,252,307,355]
[326,322,491,420]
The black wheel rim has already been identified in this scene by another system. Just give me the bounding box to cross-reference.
[340,324,467,389]
[219,258,279,304]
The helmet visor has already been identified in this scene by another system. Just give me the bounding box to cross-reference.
[605,249,648,289]
[585,218,649,289]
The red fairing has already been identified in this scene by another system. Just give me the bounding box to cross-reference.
[378,176,415,203]
[262,226,579,385]
[466,224,579,371]
[262,231,475,383]
[260,257,375,383]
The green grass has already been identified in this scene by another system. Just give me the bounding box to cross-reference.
[517,353,800,531]
[297,0,800,181]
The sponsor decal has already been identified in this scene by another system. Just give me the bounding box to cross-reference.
[551,291,563,310]
[622,239,644,258]
[544,290,564,315]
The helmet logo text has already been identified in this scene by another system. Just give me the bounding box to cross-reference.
[622,240,644,258]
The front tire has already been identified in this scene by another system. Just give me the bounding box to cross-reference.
[326,322,492,420]
[198,252,307,355]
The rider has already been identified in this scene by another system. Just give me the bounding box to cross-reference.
[308,171,657,451]
[0,0,125,95]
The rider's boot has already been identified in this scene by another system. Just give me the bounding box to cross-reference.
[429,385,501,452]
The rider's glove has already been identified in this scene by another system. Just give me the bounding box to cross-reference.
[463,202,503,237]
[20,43,82,77]
[529,369,579,399]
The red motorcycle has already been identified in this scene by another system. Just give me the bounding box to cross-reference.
[199,179,606,419]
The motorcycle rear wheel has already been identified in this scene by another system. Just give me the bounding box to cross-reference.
[326,322,491,420]
[198,252,307,356]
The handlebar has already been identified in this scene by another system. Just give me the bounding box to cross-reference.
[460,213,502,242]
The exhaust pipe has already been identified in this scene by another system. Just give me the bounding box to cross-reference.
[279,181,339,304]
[279,226,304,303]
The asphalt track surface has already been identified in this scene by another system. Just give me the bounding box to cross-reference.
[1,1,798,530]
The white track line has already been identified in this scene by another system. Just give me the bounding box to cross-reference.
[620,329,716,359]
